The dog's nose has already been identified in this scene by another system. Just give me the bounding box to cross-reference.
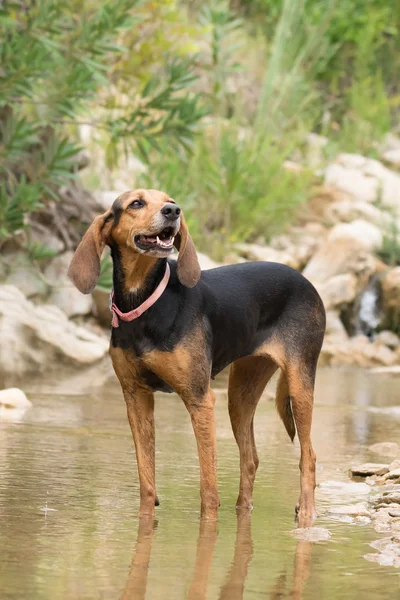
[161,203,181,221]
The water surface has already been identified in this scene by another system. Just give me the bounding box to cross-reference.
[0,366,399,599]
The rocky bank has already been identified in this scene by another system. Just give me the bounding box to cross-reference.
[1,143,400,380]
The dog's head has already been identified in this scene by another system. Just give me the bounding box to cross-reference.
[68,189,200,294]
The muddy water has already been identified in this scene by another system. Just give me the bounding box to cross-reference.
[0,367,399,599]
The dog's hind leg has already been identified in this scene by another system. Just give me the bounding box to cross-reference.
[228,355,278,510]
[286,361,318,529]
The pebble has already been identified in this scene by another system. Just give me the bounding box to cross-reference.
[389,510,400,518]
[0,388,31,409]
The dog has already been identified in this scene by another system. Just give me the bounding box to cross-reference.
[68,189,326,527]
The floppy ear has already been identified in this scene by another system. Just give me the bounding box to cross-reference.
[68,212,112,294]
[174,212,201,287]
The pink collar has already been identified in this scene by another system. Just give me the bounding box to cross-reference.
[110,263,170,328]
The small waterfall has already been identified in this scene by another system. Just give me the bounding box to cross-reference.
[356,276,382,338]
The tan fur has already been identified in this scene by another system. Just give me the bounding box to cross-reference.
[68,188,201,292]
[67,211,112,294]
[228,356,278,509]
[110,347,157,516]
[251,338,296,442]
[69,189,319,527]
[173,212,201,287]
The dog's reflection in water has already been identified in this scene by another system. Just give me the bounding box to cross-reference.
[120,514,312,600]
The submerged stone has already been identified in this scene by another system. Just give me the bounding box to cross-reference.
[350,463,389,477]
[369,442,399,458]
[328,503,371,517]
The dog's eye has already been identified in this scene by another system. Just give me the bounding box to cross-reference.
[128,199,144,210]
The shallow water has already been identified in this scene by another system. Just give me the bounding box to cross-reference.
[0,366,399,599]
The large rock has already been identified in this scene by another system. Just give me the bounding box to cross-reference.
[324,200,389,227]
[320,333,398,368]
[325,154,400,215]
[269,223,326,270]
[45,252,93,317]
[328,220,383,251]
[303,237,376,292]
[197,252,221,270]
[351,463,389,477]
[0,285,109,383]
[382,267,400,313]
[3,251,48,298]
[317,274,357,310]
[235,243,297,269]
[369,442,399,458]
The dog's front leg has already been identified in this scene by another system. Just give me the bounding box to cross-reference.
[124,388,157,517]
[183,388,220,520]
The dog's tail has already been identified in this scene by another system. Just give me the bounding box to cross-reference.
[275,371,296,442]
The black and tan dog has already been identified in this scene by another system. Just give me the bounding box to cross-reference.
[68,189,325,527]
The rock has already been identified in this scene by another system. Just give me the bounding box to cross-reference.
[389,460,400,471]
[328,503,371,517]
[381,132,400,154]
[384,469,400,481]
[381,149,400,168]
[3,252,48,298]
[325,163,378,203]
[303,237,375,290]
[269,224,326,271]
[0,388,31,409]
[327,153,400,215]
[373,493,400,506]
[382,268,400,324]
[365,536,400,568]
[0,387,32,422]
[289,527,331,542]
[363,341,397,366]
[28,225,65,254]
[317,273,357,310]
[369,442,399,458]
[389,510,400,518]
[371,366,400,374]
[0,285,109,383]
[351,463,389,477]
[197,252,221,270]
[374,331,400,350]
[319,480,370,496]
[234,243,297,269]
[324,200,388,227]
[355,516,371,525]
[328,220,383,251]
[45,252,93,317]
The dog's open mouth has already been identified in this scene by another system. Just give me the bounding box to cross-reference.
[134,227,175,252]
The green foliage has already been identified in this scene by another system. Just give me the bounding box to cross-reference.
[378,220,400,267]
[139,126,312,257]
[2,0,400,263]
[0,0,206,243]
[97,253,114,292]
